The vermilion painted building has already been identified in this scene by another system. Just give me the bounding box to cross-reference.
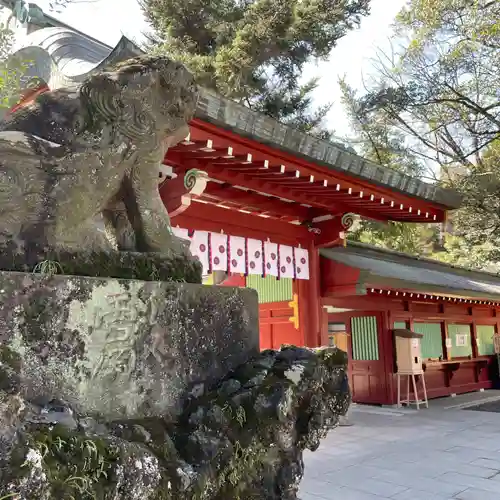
[321,243,500,404]
[7,5,499,404]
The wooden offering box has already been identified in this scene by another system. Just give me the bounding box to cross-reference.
[394,329,424,374]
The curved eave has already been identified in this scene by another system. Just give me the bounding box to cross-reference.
[195,89,461,211]
[178,118,450,223]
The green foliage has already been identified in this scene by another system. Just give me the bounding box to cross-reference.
[216,440,266,498]
[362,0,500,168]
[342,0,500,271]
[340,77,440,256]
[432,234,500,273]
[0,24,30,111]
[339,78,425,177]
[446,140,500,243]
[141,0,371,138]
[222,402,247,428]
[32,259,64,276]
[348,220,441,257]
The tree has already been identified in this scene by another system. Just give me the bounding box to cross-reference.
[343,0,500,270]
[434,138,500,267]
[140,0,371,138]
[340,78,442,256]
[432,234,500,273]
[0,23,29,110]
[358,0,500,170]
[47,0,101,12]
[349,219,441,255]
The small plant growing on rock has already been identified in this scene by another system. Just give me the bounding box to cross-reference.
[235,406,246,428]
[149,263,161,281]
[32,260,63,276]
[221,403,247,428]
[22,426,119,499]
[216,440,267,498]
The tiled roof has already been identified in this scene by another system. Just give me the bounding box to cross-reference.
[321,243,500,300]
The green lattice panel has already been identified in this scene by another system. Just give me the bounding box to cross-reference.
[448,324,473,358]
[412,322,443,359]
[477,325,495,356]
[246,275,293,304]
[393,321,407,329]
[351,316,379,361]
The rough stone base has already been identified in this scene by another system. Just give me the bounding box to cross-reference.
[0,346,350,500]
[0,271,258,420]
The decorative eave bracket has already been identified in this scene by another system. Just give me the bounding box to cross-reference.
[310,212,356,248]
[159,167,209,218]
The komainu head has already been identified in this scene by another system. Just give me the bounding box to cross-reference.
[80,55,199,142]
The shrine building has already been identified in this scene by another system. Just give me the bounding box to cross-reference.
[4,1,500,406]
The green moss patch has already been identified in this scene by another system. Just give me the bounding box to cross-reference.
[22,424,120,499]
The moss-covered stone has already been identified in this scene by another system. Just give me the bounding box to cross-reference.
[0,271,258,421]
[0,346,350,499]
[0,347,22,373]
[19,425,120,499]
[5,422,164,500]
[0,347,23,396]
[0,243,203,284]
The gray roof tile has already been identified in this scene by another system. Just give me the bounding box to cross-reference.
[321,244,500,300]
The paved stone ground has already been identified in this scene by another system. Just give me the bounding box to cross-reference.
[299,403,500,499]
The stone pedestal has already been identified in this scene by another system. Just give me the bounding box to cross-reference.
[0,272,259,420]
[0,271,351,500]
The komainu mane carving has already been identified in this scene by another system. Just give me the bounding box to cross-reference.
[0,55,199,255]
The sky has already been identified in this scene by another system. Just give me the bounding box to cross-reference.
[34,0,408,137]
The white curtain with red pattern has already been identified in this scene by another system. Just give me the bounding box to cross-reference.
[173,227,310,280]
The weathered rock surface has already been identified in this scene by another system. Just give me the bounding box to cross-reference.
[0,271,258,420]
[0,345,349,500]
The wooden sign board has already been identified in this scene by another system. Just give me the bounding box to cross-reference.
[494,334,500,354]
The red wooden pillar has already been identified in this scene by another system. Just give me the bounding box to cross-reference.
[382,310,396,405]
[471,321,479,359]
[297,242,321,347]
[320,307,329,346]
[309,242,322,347]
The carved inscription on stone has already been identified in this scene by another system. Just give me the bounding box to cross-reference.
[87,292,139,380]
[142,292,177,371]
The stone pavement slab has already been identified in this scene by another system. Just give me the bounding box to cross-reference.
[299,401,500,499]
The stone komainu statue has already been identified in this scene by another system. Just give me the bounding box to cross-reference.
[0,55,198,255]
